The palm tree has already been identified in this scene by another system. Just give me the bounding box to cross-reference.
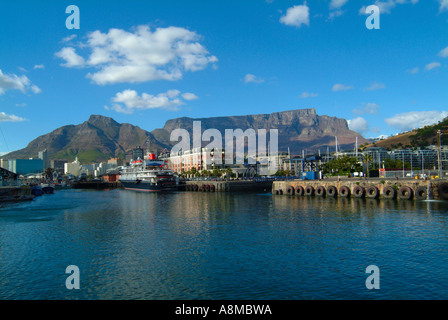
[362,153,373,178]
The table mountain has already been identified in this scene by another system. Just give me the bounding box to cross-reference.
[152,108,369,155]
[2,109,369,163]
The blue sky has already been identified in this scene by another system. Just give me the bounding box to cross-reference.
[0,0,447,154]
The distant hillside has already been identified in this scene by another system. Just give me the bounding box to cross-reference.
[364,131,416,150]
[364,117,448,150]
[1,115,169,163]
[2,108,369,163]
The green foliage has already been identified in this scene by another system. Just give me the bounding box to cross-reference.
[321,156,362,175]
[384,158,411,170]
[410,117,448,148]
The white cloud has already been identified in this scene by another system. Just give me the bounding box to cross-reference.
[330,0,349,10]
[365,82,386,91]
[300,91,318,98]
[0,112,26,122]
[425,62,441,71]
[62,35,77,43]
[0,69,40,96]
[353,103,380,115]
[385,110,448,131]
[55,47,85,67]
[438,46,448,58]
[30,85,42,94]
[360,0,419,15]
[332,83,353,91]
[105,89,198,113]
[439,0,448,12]
[181,92,199,101]
[56,25,218,85]
[329,9,345,19]
[407,67,419,74]
[348,117,369,135]
[243,74,265,84]
[280,3,310,28]
[329,0,348,19]
[33,64,45,70]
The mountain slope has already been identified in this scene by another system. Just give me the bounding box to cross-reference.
[2,115,169,163]
[152,108,368,154]
[2,109,369,163]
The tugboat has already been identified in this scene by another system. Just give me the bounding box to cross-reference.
[119,153,178,192]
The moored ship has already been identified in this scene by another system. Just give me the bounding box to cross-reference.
[119,153,178,192]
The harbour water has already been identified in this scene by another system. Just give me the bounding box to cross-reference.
[1,189,448,300]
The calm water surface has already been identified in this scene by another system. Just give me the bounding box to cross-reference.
[1,189,448,300]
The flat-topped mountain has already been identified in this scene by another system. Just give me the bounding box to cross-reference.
[2,109,369,163]
[152,108,369,154]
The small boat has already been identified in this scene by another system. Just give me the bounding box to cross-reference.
[41,184,55,194]
[0,186,35,202]
[31,186,43,196]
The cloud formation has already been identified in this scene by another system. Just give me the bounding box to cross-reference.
[385,110,448,131]
[348,117,369,135]
[280,3,310,28]
[425,62,441,71]
[0,112,26,122]
[438,46,448,58]
[56,25,218,85]
[300,91,318,98]
[353,103,380,115]
[105,89,198,113]
[332,83,353,91]
[243,74,265,84]
[0,69,41,95]
[365,82,386,91]
[360,0,419,15]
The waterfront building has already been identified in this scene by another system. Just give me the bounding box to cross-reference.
[38,149,50,170]
[107,158,124,167]
[94,162,119,177]
[64,157,81,176]
[0,159,8,170]
[50,160,67,174]
[8,159,43,175]
[0,167,18,186]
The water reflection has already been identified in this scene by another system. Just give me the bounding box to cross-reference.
[1,189,448,299]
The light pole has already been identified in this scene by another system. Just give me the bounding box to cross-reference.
[402,151,405,178]
[438,130,442,178]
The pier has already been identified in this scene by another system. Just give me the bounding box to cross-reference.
[272,178,448,200]
[183,180,273,193]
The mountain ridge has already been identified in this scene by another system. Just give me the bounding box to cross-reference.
[2,109,369,164]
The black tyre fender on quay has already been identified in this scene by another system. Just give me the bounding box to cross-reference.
[398,186,413,200]
[286,186,295,195]
[327,185,337,197]
[414,186,427,200]
[438,183,448,200]
[316,186,326,197]
[339,186,351,198]
[275,189,283,195]
[296,186,305,196]
[366,186,379,199]
[382,186,397,199]
[305,185,315,196]
[353,186,366,198]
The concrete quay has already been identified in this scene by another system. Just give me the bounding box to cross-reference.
[272,178,448,200]
[183,180,273,193]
